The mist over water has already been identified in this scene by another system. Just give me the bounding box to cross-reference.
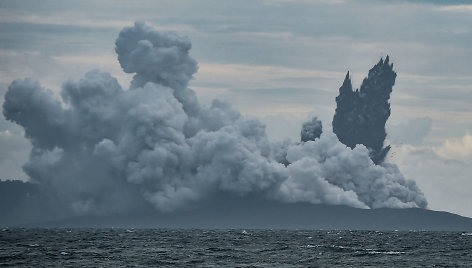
[2,22,426,221]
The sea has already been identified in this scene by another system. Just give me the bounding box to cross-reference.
[1,228,471,267]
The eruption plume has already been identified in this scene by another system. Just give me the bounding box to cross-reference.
[332,58,396,164]
[2,22,426,217]
[301,117,323,142]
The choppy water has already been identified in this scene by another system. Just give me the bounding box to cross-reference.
[1,229,471,267]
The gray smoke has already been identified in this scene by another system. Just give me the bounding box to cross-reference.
[301,117,322,142]
[2,22,427,216]
[332,58,396,164]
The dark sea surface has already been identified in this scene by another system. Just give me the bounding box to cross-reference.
[1,229,471,267]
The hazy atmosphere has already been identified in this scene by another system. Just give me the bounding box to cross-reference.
[0,0,471,219]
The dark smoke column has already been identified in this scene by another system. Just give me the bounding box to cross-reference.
[332,57,396,164]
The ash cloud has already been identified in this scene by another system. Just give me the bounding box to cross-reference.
[2,22,426,220]
[332,58,396,164]
[301,117,322,142]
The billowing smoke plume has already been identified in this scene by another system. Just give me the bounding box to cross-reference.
[301,117,322,142]
[2,22,426,217]
[332,58,396,164]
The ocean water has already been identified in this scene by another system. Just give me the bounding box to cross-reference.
[1,229,471,267]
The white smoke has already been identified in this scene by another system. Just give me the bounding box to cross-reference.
[2,22,427,215]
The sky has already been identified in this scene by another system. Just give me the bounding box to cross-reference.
[0,0,471,218]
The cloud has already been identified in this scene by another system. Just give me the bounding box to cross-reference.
[436,5,472,12]
[261,114,304,142]
[0,123,30,180]
[387,117,432,145]
[392,137,472,217]
[2,22,427,219]
[435,134,472,159]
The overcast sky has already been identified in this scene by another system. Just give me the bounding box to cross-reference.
[0,0,471,217]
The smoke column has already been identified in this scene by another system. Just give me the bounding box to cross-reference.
[301,117,322,142]
[2,22,426,217]
[332,58,396,164]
